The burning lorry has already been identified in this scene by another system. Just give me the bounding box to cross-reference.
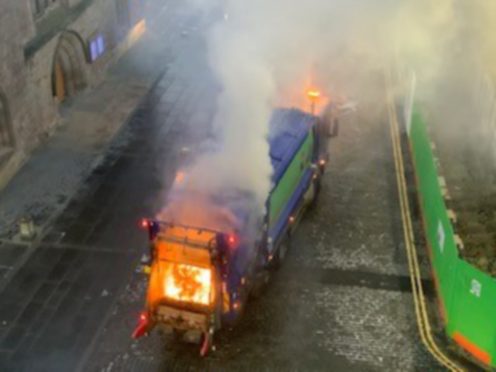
[133,106,335,355]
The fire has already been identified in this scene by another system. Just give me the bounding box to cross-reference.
[163,262,212,306]
[175,171,186,184]
[275,79,329,114]
[307,90,321,101]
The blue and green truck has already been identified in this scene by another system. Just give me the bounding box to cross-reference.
[133,107,334,355]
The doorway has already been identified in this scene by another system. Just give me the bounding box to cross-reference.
[52,31,88,102]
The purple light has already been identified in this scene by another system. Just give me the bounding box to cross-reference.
[90,40,98,62]
[97,35,105,55]
[89,34,106,62]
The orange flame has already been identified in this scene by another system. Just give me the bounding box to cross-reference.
[307,90,321,101]
[175,171,186,184]
[276,80,329,114]
[163,262,212,306]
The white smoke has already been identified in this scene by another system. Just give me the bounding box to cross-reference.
[173,0,496,220]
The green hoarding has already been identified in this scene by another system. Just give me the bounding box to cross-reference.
[409,108,496,368]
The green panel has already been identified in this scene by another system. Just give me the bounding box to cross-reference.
[269,131,314,226]
[449,259,496,358]
[409,110,458,318]
[409,107,496,367]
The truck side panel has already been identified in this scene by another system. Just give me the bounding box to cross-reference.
[268,130,315,248]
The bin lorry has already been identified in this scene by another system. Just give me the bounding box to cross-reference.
[132,106,335,355]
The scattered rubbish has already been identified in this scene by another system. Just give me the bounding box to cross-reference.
[19,216,36,241]
[105,361,114,372]
[101,289,109,297]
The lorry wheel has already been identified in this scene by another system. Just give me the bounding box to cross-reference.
[309,178,322,209]
[225,294,247,328]
[250,270,270,299]
[273,234,291,270]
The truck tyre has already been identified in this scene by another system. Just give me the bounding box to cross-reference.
[250,270,270,299]
[273,233,291,270]
[309,178,322,209]
[226,293,247,328]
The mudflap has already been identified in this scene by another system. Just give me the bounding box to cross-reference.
[199,308,221,356]
[132,312,153,339]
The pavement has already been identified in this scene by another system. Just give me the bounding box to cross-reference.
[0,0,444,371]
[0,0,194,289]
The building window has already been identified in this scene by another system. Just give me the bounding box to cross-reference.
[31,0,59,18]
[89,34,106,62]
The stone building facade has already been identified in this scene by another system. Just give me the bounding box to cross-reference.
[0,0,146,188]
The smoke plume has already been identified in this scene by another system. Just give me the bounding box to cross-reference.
[166,0,496,226]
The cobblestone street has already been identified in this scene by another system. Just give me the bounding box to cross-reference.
[79,70,441,371]
[0,1,443,371]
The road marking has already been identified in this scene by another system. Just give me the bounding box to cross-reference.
[385,69,464,372]
[437,220,446,254]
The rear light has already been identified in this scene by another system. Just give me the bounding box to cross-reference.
[175,171,186,183]
[227,234,239,248]
[141,218,149,229]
